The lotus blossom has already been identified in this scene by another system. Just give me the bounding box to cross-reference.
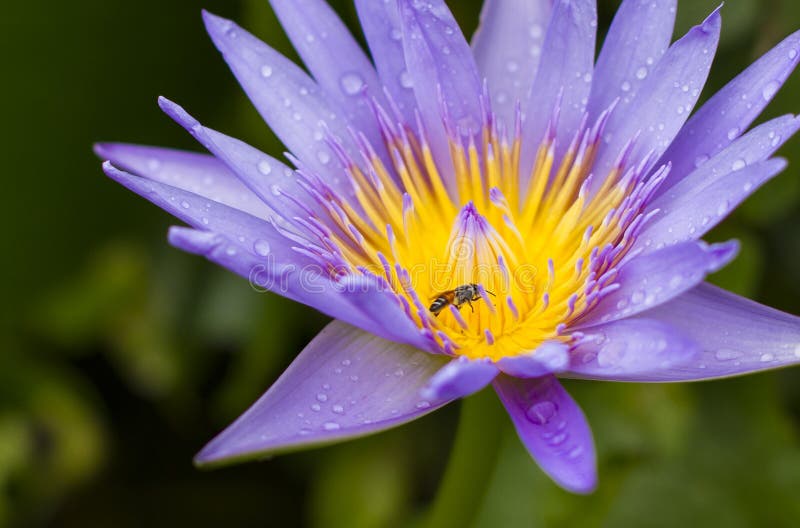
[96,0,800,493]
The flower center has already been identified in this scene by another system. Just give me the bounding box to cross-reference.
[290,103,662,361]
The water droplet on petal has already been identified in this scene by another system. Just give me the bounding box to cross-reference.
[311,403,321,412]
[332,404,344,414]
[621,81,631,92]
[727,127,740,140]
[760,353,775,362]
[416,400,431,409]
[762,81,780,101]
[257,160,272,175]
[731,159,746,171]
[340,72,364,95]
[635,66,648,80]
[316,393,328,403]
[526,400,558,425]
[323,422,340,431]
[715,348,743,361]
[317,150,331,164]
[399,70,413,88]
[567,446,584,460]
[180,200,190,209]
[260,65,273,78]
[254,240,271,256]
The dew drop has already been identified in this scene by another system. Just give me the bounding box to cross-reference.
[669,275,683,289]
[311,403,321,412]
[731,159,746,171]
[317,150,331,164]
[332,404,344,414]
[762,81,780,101]
[399,70,413,88]
[717,199,730,216]
[271,184,281,196]
[180,200,190,209]
[631,290,646,304]
[727,127,740,140]
[201,217,209,225]
[506,60,519,73]
[715,348,743,361]
[567,446,584,460]
[146,158,161,172]
[341,359,351,366]
[260,65,273,78]
[316,393,328,402]
[257,160,272,175]
[621,81,631,92]
[635,66,648,80]
[416,400,431,409]
[694,154,709,168]
[390,28,402,41]
[548,432,567,446]
[790,49,798,60]
[340,72,364,95]
[760,353,775,362]
[322,422,340,431]
[254,240,271,256]
[529,24,543,39]
[525,401,558,425]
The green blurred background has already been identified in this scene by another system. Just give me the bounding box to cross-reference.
[2,0,800,526]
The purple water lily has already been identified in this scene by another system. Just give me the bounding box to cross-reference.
[97,0,800,493]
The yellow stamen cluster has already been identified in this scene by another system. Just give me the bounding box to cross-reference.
[322,120,639,361]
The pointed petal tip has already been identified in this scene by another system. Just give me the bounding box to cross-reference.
[707,239,739,271]
[93,142,112,159]
[700,5,723,33]
[559,472,598,495]
[201,9,227,31]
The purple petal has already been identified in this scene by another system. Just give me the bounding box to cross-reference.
[493,375,597,494]
[577,240,739,327]
[588,0,676,117]
[657,30,800,193]
[103,162,307,266]
[157,97,314,227]
[592,8,721,183]
[520,0,596,175]
[566,318,700,381]
[201,10,358,198]
[471,0,553,126]
[398,0,482,189]
[94,143,273,220]
[496,341,569,378]
[638,158,788,252]
[195,321,450,465]
[631,283,800,381]
[354,0,416,122]
[268,0,385,142]
[422,356,499,400]
[167,227,435,352]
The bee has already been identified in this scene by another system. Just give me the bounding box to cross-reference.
[429,283,495,316]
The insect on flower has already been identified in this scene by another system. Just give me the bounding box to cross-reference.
[98,0,800,494]
[429,283,496,316]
